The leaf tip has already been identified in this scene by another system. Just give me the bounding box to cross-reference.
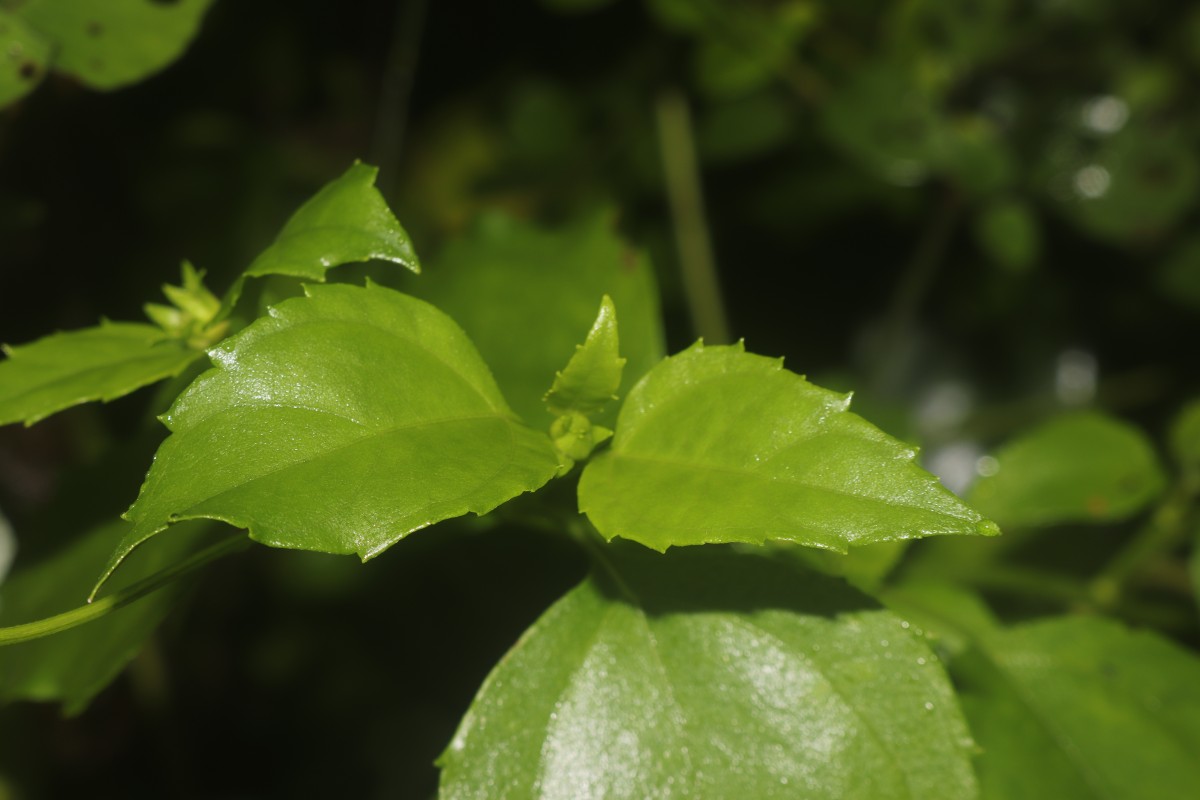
[975,519,1001,537]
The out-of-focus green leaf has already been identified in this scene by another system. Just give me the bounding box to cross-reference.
[697,92,796,163]
[96,282,559,593]
[892,0,1010,75]
[941,118,1017,197]
[820,61,947,185]
[693,3,816,98]
[0,519,213,715]
[968,412,1166,527]
[793,539,910,593]
[579,342,997,552]
[646,0,707,32]
[1047,124,1199,243]
[954,616,1200,799]
[0,11,49,106]
[974,198,1040,273]
[1169,399,1200,474]
[439,546,979,799]
[243,161,419,281]
[410,212,664,426]
[0,322,202,428]
[13,0,213,91]
[882,582,999,660]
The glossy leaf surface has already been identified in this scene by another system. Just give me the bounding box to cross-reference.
[439,547,978,800]
[579,342,995,552]
[410,212,664,425]
[0,322,201,427]
[0,520,212,714]
[968,412,1165,527]
[955,616,1200,799]
[100,282,558,589]
[243,161,419,281]
[13,0,213,91]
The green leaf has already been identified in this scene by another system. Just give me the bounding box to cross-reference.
[973,198,1040,273]
[968,412,1166,527]
[96,282,559,592]
[0,10,50,107]
[13,0,213,91]
[243,161,419,282]
[0,322,202,428]
[820,61,948,186]
[578,342,996,552]
[410,211,665,426]
[0,519,213,715]
[1168,398,1200,474]
[545,295,624,417]
[698,92,797,164]
[1045,123,1200,244]
[954,616,1200,799]
[439,546,979,799]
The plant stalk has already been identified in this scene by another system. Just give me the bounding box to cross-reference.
[656,89,731,345]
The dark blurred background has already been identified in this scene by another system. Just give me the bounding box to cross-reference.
[3,0,1200,796]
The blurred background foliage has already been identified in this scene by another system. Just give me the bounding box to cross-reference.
[3,0,1200,796]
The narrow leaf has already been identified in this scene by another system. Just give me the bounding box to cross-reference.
[97,282,559,593]
[244,161,419,281]
[955,616,1200,799]
[0,519,213,715]
[578,342,996,552]
[14,0,213,91]
[968,412,1166,527]
[0,322,202,427]
[544,295,624,417]
[439,546,979,799]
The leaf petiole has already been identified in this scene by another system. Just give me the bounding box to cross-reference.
[0,533,249,647]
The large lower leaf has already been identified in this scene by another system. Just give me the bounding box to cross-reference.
[0,519,213,715]
[97,282,559,592]
[439,546,979,799]
[410,211,664,425]
[0,322,201,427]
[13,0,213,91]
[579,342,996,551]
[968,412,1165,527]
[955,616,1200,799]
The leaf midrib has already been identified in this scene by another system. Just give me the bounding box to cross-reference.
[145,409,516,521]
[600,452,975,524]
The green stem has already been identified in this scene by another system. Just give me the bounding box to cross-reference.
[0,534,249,647]
[656,89,731,345]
